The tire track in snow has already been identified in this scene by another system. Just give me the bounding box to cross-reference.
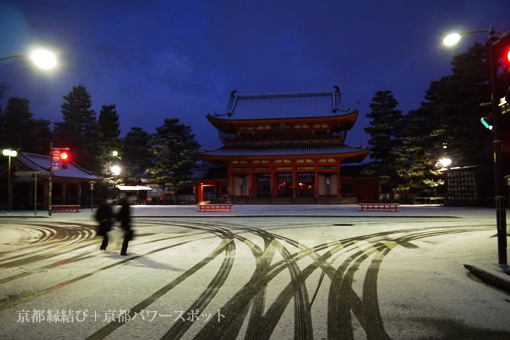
[0,224,221,310]
[0,219,490,339]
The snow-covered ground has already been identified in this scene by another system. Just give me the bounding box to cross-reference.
[0,203,500,219]
[0,204,508,339]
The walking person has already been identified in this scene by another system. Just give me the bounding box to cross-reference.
[96,198,114,250]
[117,197,133,256]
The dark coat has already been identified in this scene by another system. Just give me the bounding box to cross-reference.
[95,202,113,236]
[117,201,131,231]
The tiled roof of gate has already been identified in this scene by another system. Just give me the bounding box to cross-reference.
[200,145,368,159]
[207,89,356,121]
[16,152,101,180]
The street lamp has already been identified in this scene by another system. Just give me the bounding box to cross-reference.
[443,26,510,265]
[0,49,57,69]
[438,158,452,169]
[2,149,18,213]
[111,165,121,176]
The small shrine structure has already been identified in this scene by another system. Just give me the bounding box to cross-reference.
[0,152,101,210]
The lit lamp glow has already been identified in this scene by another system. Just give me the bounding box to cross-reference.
[30,50,57,69]
[111,165,121,176]
[443,33,462,46]
[2,149,17,157]
[439,158,452,168]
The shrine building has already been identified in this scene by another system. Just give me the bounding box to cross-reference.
[0,152,101,210]
[196,88,375,203]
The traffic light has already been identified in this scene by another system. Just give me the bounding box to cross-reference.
[481,116,493,130]
[504,45,510,65]
[480,102,493,130]
[60,150,69,169]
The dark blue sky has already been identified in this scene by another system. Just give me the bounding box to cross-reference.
[1,0,509,151]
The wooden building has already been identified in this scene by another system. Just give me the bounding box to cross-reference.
[197,88,374,203]
[0,152,101,210]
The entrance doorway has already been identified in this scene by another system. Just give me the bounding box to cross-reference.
[298,173,314,197]
[256,174,271,197]
[277,173,293,197]
[202,185,216,201]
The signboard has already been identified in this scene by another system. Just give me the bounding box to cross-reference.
[15,171,51,177]
[15,171,35,177]
[52,149,61,170]
[500,97,509,115]
[36,171,51,176]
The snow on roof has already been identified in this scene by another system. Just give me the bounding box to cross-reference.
[17,152,101,180]
[200,144,368,157]
[116,185,153,191]
[208,89,357,121]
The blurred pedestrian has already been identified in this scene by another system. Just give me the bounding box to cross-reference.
[95,198,114,250]
[117,196,133,256]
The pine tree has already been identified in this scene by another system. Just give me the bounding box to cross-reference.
[435,42,492,168]
[401,42,493,195]
[97,104,122,178]
[98,104,121,145]
[399,81,444,193]
[121,127,151,179]
[0,97,52,154]
[364,90,404,193]
[54,85,100,172]
[146,118,200,202]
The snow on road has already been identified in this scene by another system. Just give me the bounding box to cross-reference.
[0,204,508,339]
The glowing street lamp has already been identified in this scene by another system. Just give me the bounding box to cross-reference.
[0,49,57,69]
[443,26,510,265]
[2,149,18,213]
[438,158,452,169]
[442,30,498,46]
[443,33,462,46]
[111,165,121,176]
[30,50,57,69]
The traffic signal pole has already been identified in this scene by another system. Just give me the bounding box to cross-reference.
[48,145,71,216]
[48,143,53,216]
[489,28,508,265]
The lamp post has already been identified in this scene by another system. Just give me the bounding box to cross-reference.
[1,50,57,214]
[89,181,95,212]
[443,27,510,265]
[2,149,18,213]
[0,49,57,69]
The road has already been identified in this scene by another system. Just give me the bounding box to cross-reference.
[0,212,509,339]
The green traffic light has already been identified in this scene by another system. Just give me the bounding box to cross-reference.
[481,117,493,130]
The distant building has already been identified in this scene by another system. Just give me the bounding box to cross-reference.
[0,152,101,210]
[195,88,377,203]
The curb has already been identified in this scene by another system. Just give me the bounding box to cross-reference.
[464,264,510,294]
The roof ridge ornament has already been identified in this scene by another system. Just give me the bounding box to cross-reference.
[333,86,341,113]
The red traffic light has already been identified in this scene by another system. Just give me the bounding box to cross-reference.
[60,150,69,169]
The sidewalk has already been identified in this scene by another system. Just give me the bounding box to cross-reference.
[1,203,509,293]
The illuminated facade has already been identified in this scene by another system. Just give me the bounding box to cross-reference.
[197,88,373,203]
